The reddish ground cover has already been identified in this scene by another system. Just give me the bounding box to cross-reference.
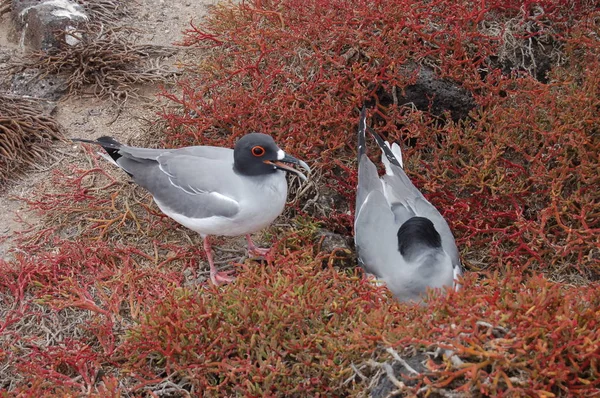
[1,0,598,396]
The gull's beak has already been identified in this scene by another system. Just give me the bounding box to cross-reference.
[265,153,311,182]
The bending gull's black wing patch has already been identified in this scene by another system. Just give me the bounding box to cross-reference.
[397,216,442,260]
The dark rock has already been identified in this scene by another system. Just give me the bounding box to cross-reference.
[315,229,354,268]
[10,67,67,100]
[12,0,89,51]
[373,63,476,122]
[316,229,351,254]
[403,65,476,121]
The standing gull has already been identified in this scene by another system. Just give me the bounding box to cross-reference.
[74,133,310,285]
[354,108,461,302]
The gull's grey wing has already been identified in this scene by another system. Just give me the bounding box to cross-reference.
[356,154,384,218]
[115,146,169,161]
[74,137,242,219]
[367,126,402,168]
[356,107,378,212]
[354,189,403,278]
[381,162,427,204]
[356,108,404,278]
[119,150,241,220]
[116,144,232,163]
[357,106,367,162]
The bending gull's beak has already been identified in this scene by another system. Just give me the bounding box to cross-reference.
[265,152,311,182]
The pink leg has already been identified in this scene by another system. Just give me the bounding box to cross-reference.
[245,234,270,257]
[203,236,235,285]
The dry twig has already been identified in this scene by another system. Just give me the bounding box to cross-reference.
[0,95,65,187]
[9,25,179,103]
[0,0,10,17]
[75,0,130,25]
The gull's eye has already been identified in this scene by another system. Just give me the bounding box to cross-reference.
[251,146,265,157]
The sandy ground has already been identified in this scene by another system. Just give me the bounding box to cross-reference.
[0,0,218,259]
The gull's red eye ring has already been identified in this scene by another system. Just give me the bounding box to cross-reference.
[252,146,265,157]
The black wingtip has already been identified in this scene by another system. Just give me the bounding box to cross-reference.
[357,105,367,163]
[366,125,403,169]
[96,136,122,146]
[72,136,123,162]
[72,136,122,149]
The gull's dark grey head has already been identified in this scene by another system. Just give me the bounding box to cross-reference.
[397,216,442,259]
[233,132,310,181]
